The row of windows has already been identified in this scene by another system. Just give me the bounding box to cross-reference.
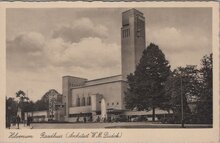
[107,102,119,106]
[75,96,119,107]
[122,29,130,38]
[76,96,91,107]
[69,113,92,117]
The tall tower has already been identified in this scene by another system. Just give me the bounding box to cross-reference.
[121,9,146,80]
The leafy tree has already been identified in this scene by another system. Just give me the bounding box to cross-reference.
[6,97,18,117]
[6,97,18,127]
[125,43,171,121]
[16,90,29,121]
[34,97,49,111]
[196,54,212,123]
[23,100,35,112]
[165,66,199,123]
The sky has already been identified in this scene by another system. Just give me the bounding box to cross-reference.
[6,8,212,101]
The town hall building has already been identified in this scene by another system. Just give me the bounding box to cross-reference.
[62,9,148,122]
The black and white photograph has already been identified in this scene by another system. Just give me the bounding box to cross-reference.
[1,2,219,142]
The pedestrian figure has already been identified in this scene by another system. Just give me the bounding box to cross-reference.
[96,116,100,122]
[27,115,31,126]
[83,116,86,123]
[16,115,20,129]
[89,116,92,122]
[76,116,79,123]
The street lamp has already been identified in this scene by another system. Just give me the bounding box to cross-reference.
[180,71,185,128]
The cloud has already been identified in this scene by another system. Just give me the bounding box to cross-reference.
[7,31,121,76]
[52,17,108,43]
[44,37,121,70]
[147,27,210,53]
[6,32,47,71]
[7,32,45,52]
[147,27,211,69]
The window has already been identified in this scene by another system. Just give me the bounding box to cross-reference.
[123,30,127,38]
[123,29,130,38]
[77,97,80,106]
[117,102,119,105]
[107,103,109,106]
[82,97,85,106]
[87,96,91,105]
[112,102,114,105]
[126,29,129,37]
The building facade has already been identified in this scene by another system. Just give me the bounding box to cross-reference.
[62,9,147,122]
[63,75,127,122]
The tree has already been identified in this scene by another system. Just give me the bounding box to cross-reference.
[125,43,171,121]
[33,96,49,111]
[196,53,212,123]
[165,66,199,123]
[23,100,35,112]
[6,97,18,127]
[6,97,18,117]
[16,90,29,121]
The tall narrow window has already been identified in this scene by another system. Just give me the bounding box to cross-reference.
[87,96,91,105]
[123,30,127,38]
[128,29,130,36]
[77,97,80,106]
[82,97,85,106]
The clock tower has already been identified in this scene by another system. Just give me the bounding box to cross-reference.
[121,9,146,80]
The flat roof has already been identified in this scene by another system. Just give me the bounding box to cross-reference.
[62,75,87,80]
[71,80,126,89]
[87,74,122,82]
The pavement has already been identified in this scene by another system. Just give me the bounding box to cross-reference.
[30,122,212,129]
[6,122,212,129]
[7,123,33,129]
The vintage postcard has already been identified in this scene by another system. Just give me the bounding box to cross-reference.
[0,2,219,143]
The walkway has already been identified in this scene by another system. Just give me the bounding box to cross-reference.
[7,123,33,129]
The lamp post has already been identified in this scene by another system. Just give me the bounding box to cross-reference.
[180,72,184,128]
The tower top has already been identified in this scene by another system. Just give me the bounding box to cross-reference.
[122,9,145,27]
[122,8,143,16]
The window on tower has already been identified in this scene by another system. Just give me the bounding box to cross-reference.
[123,29,130,38]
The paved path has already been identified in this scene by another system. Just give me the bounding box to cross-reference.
[8,123,33,129]
[31,122,212,129]
[6,122,212,129]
